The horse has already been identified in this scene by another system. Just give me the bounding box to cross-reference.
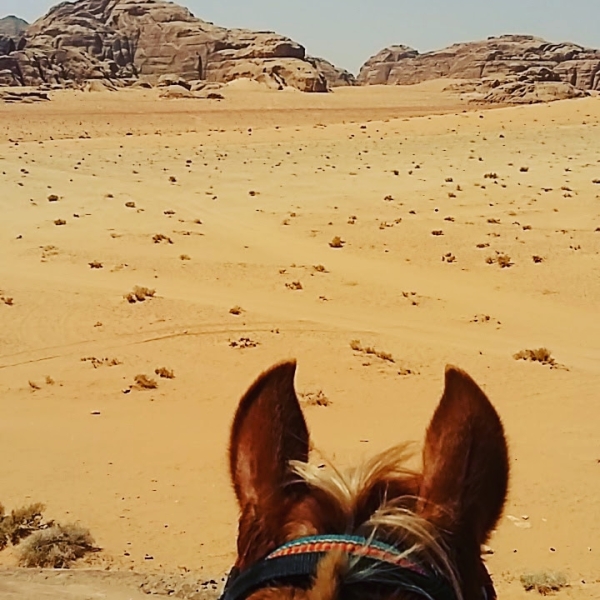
[221,361,509,600]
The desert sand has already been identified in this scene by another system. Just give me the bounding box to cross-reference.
[0,80,599,599]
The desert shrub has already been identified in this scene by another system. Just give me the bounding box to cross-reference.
[0,502,46,548]
[134,374,158,389]
[125,286,156,303]
[18,523,98,568]
[520,571,568,594]
[513,348,556,366]
[155,367,175,379]
[350,340,395,363]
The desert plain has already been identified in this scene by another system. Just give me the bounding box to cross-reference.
[0,81,599,599]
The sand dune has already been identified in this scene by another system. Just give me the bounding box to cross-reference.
[0,82,599,599]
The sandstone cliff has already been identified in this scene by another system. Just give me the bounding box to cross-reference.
[0,0,330,92]
[358,35,600,92]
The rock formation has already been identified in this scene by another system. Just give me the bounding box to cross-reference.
[306,57,356,87]
[0,0,332,92]
[0,16,28,38]
[358,35,600,92]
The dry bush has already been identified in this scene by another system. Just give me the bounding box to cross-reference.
[1,296,14,306]
[179,254,191,261]
[486,252,513,268]
[152,233,173,244]
[47,194,59,202]
[81,356,121,368]
[520,166,530,172]
[125,201,136,208]
[88,260,103,269]
[155,367,175,379]
[532,255,544,263]
[520,571,568,595]
[329,236,345,248]
[300,391,331,407]
[133,374,158,389]
[229,306,243,315]
[285,281,303,291]
[313,264,328,273]
[18,523,98,568]
[431,230,444,236]
[487,218,501,224]
[484,172,498,179]
[54,219,66,226]
[28,380,41,391]
[0,502,46,548]
[125,286,156,303]
[229,337,259,349]
[513,348,558,368]
[350,340,395,363]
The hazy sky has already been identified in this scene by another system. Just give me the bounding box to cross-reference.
[3,0,600,73]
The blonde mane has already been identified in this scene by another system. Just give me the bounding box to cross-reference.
[291,444,462,600]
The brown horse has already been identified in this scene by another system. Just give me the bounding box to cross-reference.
[223,361,509,600]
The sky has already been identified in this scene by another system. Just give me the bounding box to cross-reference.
[3,0,600,73]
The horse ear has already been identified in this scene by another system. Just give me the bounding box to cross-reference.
[418,366,509,546]
[229,360,309,514]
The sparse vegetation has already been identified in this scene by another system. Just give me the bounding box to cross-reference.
[1,502,96,569]
[513,348,559,368]
[520,166,530,172]
[350,339,395,363]
[155,367,175,379]
[313,264,328,273]
[0,502,46,549]
[54,218,66,226]
[229,337,259,349]
[152,233,173,244]
[125,286,156,303]
[520,571,568,595]
[329,236,345,248]
[285,281,303,290]
[486,252,513,268]
[1,295,14,306]
[431,230,444,236]
[300,391,331,407]
[81,356,121,368]
[18,523,99,568]
[125,201,136,208]
[133,374,158,389]
[47,194,59,202]
[229,305,244,315]
[179,254,191,260]
[88,260,103,269]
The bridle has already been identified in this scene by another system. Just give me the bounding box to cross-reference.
[219,534,494,600]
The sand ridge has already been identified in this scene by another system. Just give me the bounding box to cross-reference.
[0,82,599,598]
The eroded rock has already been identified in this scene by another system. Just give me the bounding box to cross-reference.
[358,35,600,92]
[0,0,332,92]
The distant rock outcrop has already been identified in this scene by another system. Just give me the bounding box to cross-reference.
[358,35,600,94]
[0,16,29,38]
[306,57,356,87]
[0,0,336,92]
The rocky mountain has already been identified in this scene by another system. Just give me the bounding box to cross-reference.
[358,35,600,92]
[0,0,342,92]
[0,16,29,38]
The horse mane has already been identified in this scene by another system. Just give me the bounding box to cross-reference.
[291,443,462,600]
